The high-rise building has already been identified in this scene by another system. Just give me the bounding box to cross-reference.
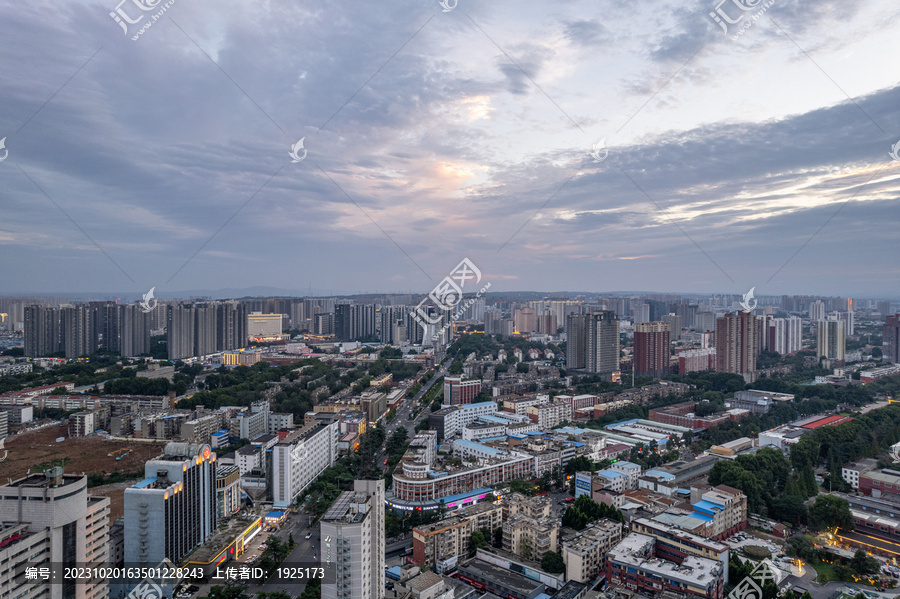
[817,318,845,361]
[483,310,498,335]
[514,307,536,334]
[769,316,802,355]
[335,303,377,341]
[566,313,589,370]
[878,301,892,317]
[808,300,826,321]
[884,314,900,363]
[380,306,407,344]
[0,469,110,599]
[24,305,60,358]
[632,303,650,324]
[167,304,196,360]
[315,312,335,336]
[271,420,340,508]
[321,480,385,599]
[124,443,217,565]
[634,322,671,377]
[587,311,620,375]
[217,301,247,350]
[715,312,756,376]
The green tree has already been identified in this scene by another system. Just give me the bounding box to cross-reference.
[808,495,853,531]
[850,549,880,575]
[540,550,566,574]
[470,530,486,553]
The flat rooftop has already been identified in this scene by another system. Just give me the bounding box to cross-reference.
[458,558,544,594]
[608,533,722,585]
[6,472,84,489]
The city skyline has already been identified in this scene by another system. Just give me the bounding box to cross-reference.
[1,1,898,297]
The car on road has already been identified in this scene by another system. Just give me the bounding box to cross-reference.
[305,532,312,539]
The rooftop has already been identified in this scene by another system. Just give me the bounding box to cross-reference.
[458,558,544,594]
[608,533,723,585]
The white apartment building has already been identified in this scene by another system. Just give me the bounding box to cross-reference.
[271,420,340,508]
[527,401,572,429]
[608,461,642,489]
[321,480,385,599]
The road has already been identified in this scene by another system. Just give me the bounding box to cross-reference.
[379,357,451,466]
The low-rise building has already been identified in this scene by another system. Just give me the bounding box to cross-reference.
[502,515,558,561]
[842,458,878,491]
[215,465,241,520]
[606,533,724,599]
[729,389,795,414]
[561,518,624,583]
[526,401,572,429]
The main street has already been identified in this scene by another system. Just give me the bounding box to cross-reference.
[380,356,451,462]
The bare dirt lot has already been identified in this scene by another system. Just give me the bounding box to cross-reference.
[0,422,167,522]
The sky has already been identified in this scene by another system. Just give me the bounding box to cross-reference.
[0,0,898,299]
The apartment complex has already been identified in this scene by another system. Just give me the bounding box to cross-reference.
[321,480,385,599]
[633,321,671,377]
[271,419,340,508]
[412,502,504,569]
[561,518,625,583]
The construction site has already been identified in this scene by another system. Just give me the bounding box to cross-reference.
[0,422,167,521]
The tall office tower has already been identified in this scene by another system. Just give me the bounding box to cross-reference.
[321,480,385,599]
[679,304,699,329]
[631,304,650,324]
[634,322,671,377]
[770,317,802,355]
[0,469,110,599]
[808,300,826,321]
[695,311,717,333]
[586,311,620,375]
[60,305,97,358]
[334,303,352,340]
[484,310,498,335]
[498,318,515,337]
[884,314,900,363]
[715,312,756,376]
[124,443,217,565]
[660,314,682,338]
[24,305,60,357]
[217,301,247,350]
[514,307,536,334]
[878,301,892,316]
[816,318,845,361]
[566,313,589,370]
